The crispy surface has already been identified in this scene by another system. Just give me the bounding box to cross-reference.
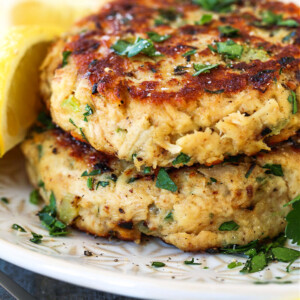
[21,129,300,251]
[41,0,300,168]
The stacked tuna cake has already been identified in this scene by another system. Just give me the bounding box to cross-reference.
[22,0,300,251]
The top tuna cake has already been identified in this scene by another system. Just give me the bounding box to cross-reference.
[40,0,300,169]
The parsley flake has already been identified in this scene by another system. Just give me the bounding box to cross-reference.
[62,51,72,67]
[0,197,9,204]
[29,189,41,205]
[164,211,174,221]
[193,0,237,13]
[38,192,68,236]
[263,164,284,176]
[96,181,109,189]
[111,37,161,58]
[156,168,178,192]
[152,261,165,268]
[12,224,26,232]
[81,169,102,177]
[285,197,300,245]
[288,91,298,114]
[193,63,220,76]
[216,40,243,59]
[182,49,197,57]
[195,14,213,25]
[184,258,201,265]
[172,153,191,165]
[30,232,43,244]
[219,221,239,231]
[147,31,171,42]
[227,261,243,269]
[218,25,239,37]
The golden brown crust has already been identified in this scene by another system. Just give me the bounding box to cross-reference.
[21,129,300,251]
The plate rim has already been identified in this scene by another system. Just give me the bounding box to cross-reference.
[0,238,299,300]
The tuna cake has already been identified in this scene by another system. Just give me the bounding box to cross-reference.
[40,0,300,169]
[21,128,300,251]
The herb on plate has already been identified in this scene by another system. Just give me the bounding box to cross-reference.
[62,51,72,67]
[193,0,237,13]
[12,224,26,232]
[30,232,43,244]
[151,261,166,268]
[218,25,239,37]
[184,258,201,265]
[38,192,68,236]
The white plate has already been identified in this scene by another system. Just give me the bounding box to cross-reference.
[0,148,299,300]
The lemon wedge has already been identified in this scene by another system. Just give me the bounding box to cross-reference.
[0,25,62,157]
[2,0,103,32]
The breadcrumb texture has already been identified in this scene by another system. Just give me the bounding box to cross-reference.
[40,0,300,169]
[21,129,300,251]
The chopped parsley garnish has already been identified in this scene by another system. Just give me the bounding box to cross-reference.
[38,192,68,236]
[182,49,197,57]
[30,232,43,244]
[172,153,191,165]
[62,51,72,67]
[245,163,256,179]
[193,63,220,76]
[0,197,9,204]
[37,144,43,159]
[96,181,109,189]
[83,104,94,122]
[151,261,165,268]
[184,258,201,265]
[174,65,188,75]
[107,174,118,182]
[219,221,239,231]
[69,118,77,128]
[29,189,40,205]
[155,8,181,26]
[221,234,300,274]
[288,91,298,114]
[144,167,151,174]
[147,31,171,42]
[218,25,239,37]
[195,14,213,25]
[285,196,300,245]
[214,40,244,59]
[210,177,217,183]
[193,0,237,13]
[156,168,178,192]
[227,261,243,269]
[87,177,94,190]
[111,37,161,58]
[128,176,140,183]
[38,180,45,188]
[79,128,89,143]
[241,252,267,273]
[164,211,174,221]
[81,169,102,177]
[12,224,26,232]
[263,164,284,176]
[256,11,299,28]
[271,247,300,262]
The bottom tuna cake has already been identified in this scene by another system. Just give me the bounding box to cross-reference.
[21,129,300,251]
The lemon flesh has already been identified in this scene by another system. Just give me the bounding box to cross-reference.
[0,26,62,157]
